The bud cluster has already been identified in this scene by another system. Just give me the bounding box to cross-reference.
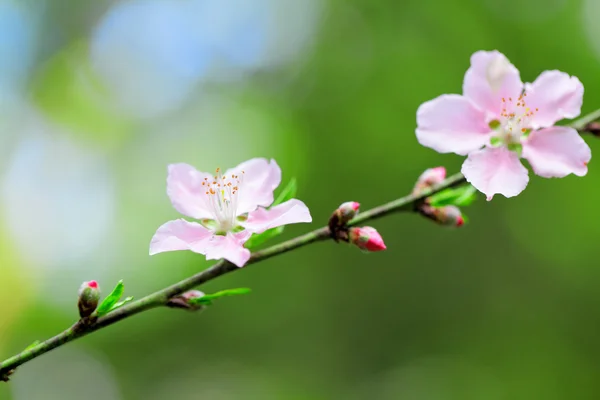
[167,290,206,311]
[328,202,386,252]
[413,167,467,227]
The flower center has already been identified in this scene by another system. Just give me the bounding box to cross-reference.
[202,168,245,233]
[490,94,539,152]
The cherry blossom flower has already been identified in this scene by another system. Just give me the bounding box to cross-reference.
[150,158,312,267]
[416,50,591,200]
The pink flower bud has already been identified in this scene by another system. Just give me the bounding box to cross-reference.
[78,280,100,319]
[167,290,206,311]
[421,205,464,227]
[329,201,361,240]
[413,167,446,195]
[338,201,360,221]
[348,226,386,252]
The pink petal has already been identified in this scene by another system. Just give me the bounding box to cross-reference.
[225,158,282,215]
[203,233,252,267]
[167,163,215,219]
[416,94,492,156]
[461,147,529,201]
[522,126,591,178]
[524,70,584,128]
[242,199,312,234]
[463,50,523,118]
[149,219,213,255]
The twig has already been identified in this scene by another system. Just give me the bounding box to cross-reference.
[0,172,465,380]
[1,110,598,381]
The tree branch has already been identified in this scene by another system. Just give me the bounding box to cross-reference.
[0,172,465,380]
[1,110,598,382]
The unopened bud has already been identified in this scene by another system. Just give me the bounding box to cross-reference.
[585,121,600,137]
[78,280,100,319]
[329,201,360,230]
[413,167,446,195]
[338,201,360,221]
[167,290,206,311]
[348,226,386,252]
[421,205,464,227]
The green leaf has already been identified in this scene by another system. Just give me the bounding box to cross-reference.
[245,178,297,249]
[428,185,478,208]
[111,296,134,310]
[188,288,252,306]
[96,280,125,316]
[245,226,284,249]
[428,188,462,207]
[273,178,297,207]
[24,340,40,351]
[452,185,478,207]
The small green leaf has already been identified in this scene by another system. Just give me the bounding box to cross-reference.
[452,185,478,207]
[188,288,252,306]
[245,226,284,249]
[429,185,478,208]
[428,189,462,207]
[245,178,297,249]
[273,178,297,207]
[111,296,134,310]
[24,340,40,351]
[96,280,125,316]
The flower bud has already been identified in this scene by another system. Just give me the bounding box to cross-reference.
[329,201,360,230]
[166,290,206,311]
[348,226,386,252]
[421,205,464,227]
[413,167,446,195]
[338,201,360,220]
[78,280,100,319]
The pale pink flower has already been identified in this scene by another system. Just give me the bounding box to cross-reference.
[150,158,312,267]
[416,50,591,200]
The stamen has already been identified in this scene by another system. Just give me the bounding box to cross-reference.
[203,166,245,232]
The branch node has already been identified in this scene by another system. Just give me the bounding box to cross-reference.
[0,368,15,382]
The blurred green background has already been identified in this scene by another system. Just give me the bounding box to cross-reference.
[1,0,600,398]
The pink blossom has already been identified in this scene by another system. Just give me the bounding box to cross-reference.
[150,158,312,267]
[416,50,591,200]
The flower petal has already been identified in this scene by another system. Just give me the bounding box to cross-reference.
[149,219,213,255]
[416,94,492,155]
[522,126,591,178]
[524,70,584,128]
[463,50,523,118]
[167,163,215,219]
[203,233,252,267]
[461,147,529,201]
[242,199,312,234]
[226,158,282,215]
